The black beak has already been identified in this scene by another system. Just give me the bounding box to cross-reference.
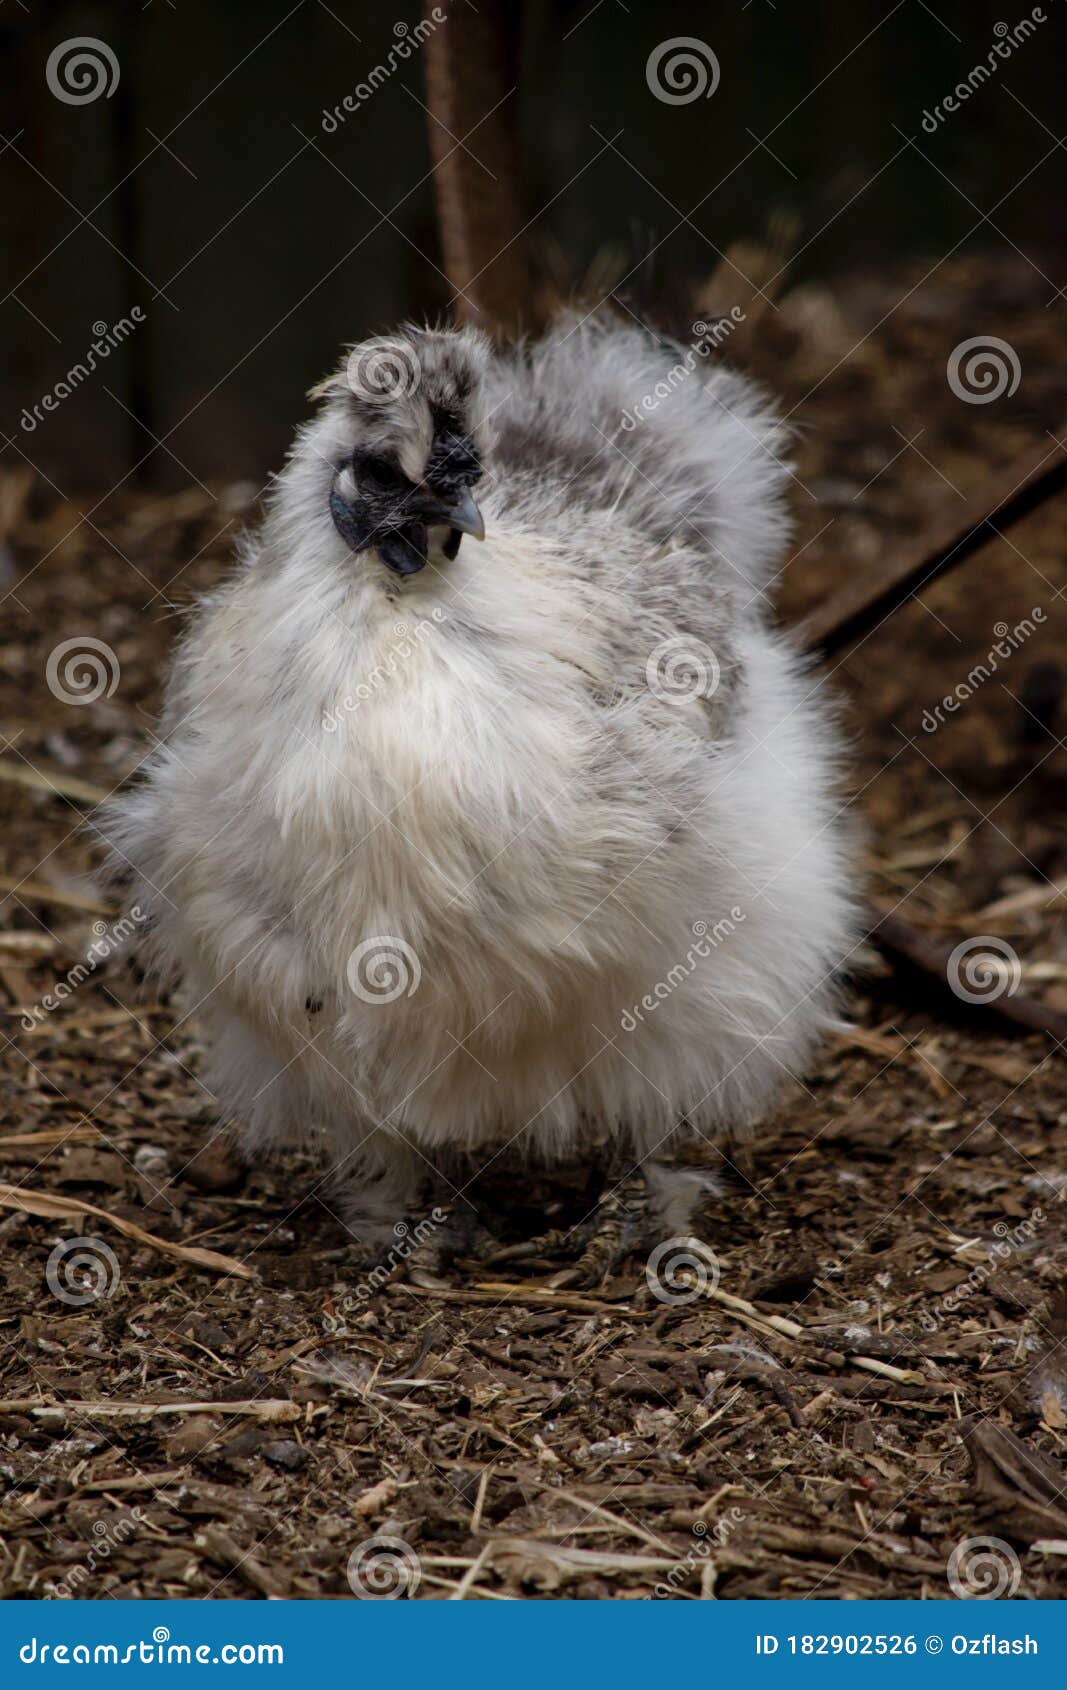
[421,487,485,547]
[444,488,485,542]
[435,487,485,561]
[329,474,484,580]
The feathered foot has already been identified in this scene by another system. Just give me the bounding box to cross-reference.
[547,1152,728,1290]
[547,1150,651,1289]
[401,1198,496,1288]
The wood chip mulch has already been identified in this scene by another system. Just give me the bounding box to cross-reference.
[2,249,1066,1600]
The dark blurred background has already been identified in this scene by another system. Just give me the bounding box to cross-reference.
[2,0,1065,487]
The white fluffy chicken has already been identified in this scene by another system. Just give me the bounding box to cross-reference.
[106,317,856,1273]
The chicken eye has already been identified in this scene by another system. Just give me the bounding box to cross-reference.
[351,450,408,493]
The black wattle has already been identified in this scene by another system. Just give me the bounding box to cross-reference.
[378,523,428,577]
[329,492,427,578]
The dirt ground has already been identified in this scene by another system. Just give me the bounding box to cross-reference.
[2,250,1067,1600]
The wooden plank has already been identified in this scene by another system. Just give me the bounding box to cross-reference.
[800,430,1067,658]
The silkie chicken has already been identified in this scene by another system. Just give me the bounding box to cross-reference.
[105,317,856,1280]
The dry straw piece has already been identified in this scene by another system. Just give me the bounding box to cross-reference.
[0,1181,255,1280]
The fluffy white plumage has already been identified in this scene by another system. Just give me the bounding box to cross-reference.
[105,316,857,1244]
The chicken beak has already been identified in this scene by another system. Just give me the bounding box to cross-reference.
[447,489,485,541]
